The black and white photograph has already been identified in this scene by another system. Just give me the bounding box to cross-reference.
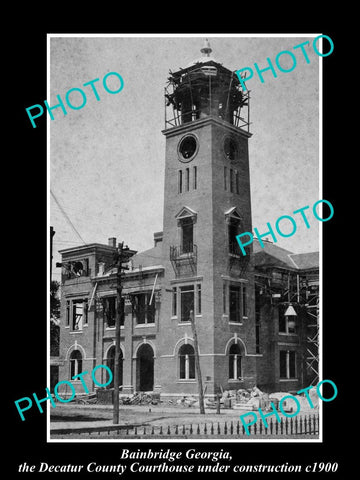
[48,34,322,443]
[11,23,348,478]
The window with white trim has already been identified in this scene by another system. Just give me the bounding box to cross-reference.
[70,350,82,378]
[180,285,194,322]
[71,299,87,331]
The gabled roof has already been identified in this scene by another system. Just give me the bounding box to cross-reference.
[175,206,197,219]
[224,206,242,219]
[289,252,319,270]
[253,240,295,269]
[253,239,319,271]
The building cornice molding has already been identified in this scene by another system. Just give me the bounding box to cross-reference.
[162,116,252,139]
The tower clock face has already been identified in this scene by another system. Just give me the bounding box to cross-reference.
[178,134,198,162]
[223,136,238,161]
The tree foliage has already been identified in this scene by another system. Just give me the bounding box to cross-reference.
[50,280,60,356]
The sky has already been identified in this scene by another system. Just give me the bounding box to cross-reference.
[49,34,321,281]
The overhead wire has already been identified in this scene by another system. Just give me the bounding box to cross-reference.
[50,190,87,245]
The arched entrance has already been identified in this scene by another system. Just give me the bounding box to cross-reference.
[106,345,123,389]
[136,343,154,391]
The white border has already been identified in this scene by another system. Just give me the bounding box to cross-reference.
[47,32,323,444]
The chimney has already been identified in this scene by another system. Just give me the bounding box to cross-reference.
[153,231,163,247]
[108,237,117,248]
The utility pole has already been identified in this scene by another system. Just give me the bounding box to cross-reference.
[189,310,205,414]
[113,242,137,424]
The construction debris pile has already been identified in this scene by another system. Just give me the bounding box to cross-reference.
[170,386,319,412]
[119,392,160,406]
[87,386,320,412]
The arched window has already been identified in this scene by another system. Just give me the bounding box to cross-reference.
[69,350,82,378]
[229,343,242,380]
[179,344,195,380]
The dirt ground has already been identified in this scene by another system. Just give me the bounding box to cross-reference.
[50,402,254,429]
[49,402,319,440]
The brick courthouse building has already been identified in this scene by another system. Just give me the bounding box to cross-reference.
[56,42,319,399]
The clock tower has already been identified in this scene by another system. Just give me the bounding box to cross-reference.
[157,40,259,398]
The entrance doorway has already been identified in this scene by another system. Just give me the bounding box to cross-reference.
[136,343,154,391]
[106,345,123,389]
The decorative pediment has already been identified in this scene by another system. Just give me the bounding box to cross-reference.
[224,207,243,225]
[175,206,197,220]
[224,206,242,219]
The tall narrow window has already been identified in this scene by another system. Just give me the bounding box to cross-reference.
[235,170,239,194]
[223,284,227,314]
[289,351,296,378]
[230,168,234,193]
[134,294,145,324]
[178,170,183,194]
[241,285,247,318]
[172,287,177,317]
[224,166,227,190]
[181,217,193,254]
[255,285,261,354]
[147,294,155,324]
[180,285,194,322]
[279,351,287,378]
[72,300,84,331]
[83,299,88,325]
[280,350,296,379]
[104,297,116,328]
[228,218,240,255]
[193,166,197,190]
[229,344,242,380]
[196,284,201,315]
[133,293,155,324]
[185,168,190,191]
[229,285,241,323]
[179,344,195,379]
[66,300,70,327]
